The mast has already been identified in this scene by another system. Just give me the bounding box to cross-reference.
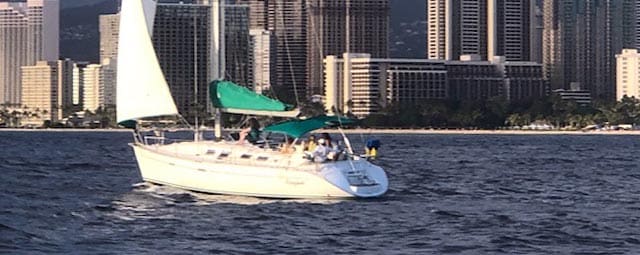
[212,0,225,140]
[194,7,200,141]
[342,1,352,115]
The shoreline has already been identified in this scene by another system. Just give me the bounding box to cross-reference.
[324,129,640,136]
[0,128,132,132]
[1,127,640,135]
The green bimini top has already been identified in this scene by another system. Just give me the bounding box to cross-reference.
[263,115,356,138]
[209,80,294,113]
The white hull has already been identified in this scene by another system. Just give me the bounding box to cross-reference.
[131,141,388,198]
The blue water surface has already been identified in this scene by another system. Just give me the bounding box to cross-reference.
[1,131,639,254]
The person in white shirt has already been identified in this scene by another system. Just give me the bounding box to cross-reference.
[312,138,330,162]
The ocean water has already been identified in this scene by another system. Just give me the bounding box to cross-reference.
[1,131,640,254]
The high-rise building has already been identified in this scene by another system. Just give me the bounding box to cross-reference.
[57,59,75,119]
[529,1,543,63]
[153,1,212,122]
[241,0,268,30]
[237,0,308,103]
[448,0,488,60]
[269,0,307,103]
[426,0,488,61]
[488,0,531,61]
[636,1,640,49]
[621,0,636,50]
[543,0,572,91]
[72,62,89,107]
[224,4,252,87]
[0,0,59,105]
[324,53,448,117]
[616,49,640,100]
[426,0,446,59]
[307,0,389,97]
[99,13,120,111]
[151,0,248,120]
[427,0,534,62]
[20,60,71,125]
[250,29,276,94]
[325,53,545,117]
[99,13,120,63]
[544,0,632,100]
[82,64,102,112]
[100,58,117,109]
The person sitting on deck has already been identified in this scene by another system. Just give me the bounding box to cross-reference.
[311,138,330,163]
[320,133,333,148]
[238,118,261,144]
[319,133,341,161]
[280,136,296,154]
[304,134,317,152]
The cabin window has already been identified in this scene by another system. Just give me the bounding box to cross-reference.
[257,156,269,161]
[206,149,216,155]
[218,152,230,159]
[241,154,252,159]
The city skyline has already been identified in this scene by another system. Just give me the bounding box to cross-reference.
[3,0,640,128]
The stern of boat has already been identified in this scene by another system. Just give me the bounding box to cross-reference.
[320,159,388,198]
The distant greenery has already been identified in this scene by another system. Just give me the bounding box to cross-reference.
[0,104,117,128]
[5,96,640,130]
[360,96,640,130]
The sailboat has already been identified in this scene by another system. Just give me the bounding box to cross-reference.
[117,0,388,198]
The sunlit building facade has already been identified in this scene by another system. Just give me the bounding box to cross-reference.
[0,0,59,105]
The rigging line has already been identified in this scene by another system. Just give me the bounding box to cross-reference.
[276,0,301,105]
[177,114,194,130]
[308,2,327,96]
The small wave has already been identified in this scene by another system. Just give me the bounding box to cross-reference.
[70,211,87,220]
[430,209,464,218]
[438,244,486,253]
[93,204,116,212]
[0,222,41,240]
[427,188,464,196]
[131,182,298,205]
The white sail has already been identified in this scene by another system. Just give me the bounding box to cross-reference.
[117,0,178,124]
[141,0,157,36]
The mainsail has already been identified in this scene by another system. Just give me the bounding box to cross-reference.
[116,0,178,124]
[210,80,300,118]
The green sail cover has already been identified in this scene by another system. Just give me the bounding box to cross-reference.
[263,115,356,138]
[210,80,293,112]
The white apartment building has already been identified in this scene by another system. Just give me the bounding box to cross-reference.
[20,61,59,125]
[616,49,640,100]
[82,64,102,112]
[325,53,448,117]
[426,0,446,59]
[99,13,119,63]
[250,29,275,94]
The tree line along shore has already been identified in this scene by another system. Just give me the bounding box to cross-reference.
[4,95,640,132]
